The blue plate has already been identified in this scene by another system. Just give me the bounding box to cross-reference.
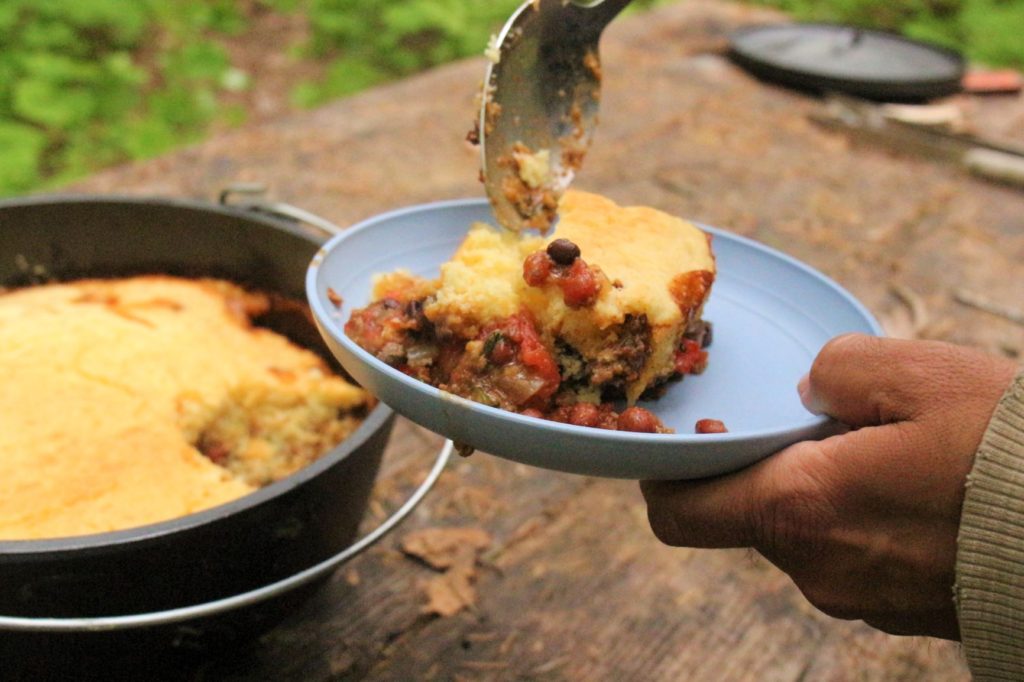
[307,199,882,480]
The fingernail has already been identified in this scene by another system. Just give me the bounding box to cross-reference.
[797,373,825,415]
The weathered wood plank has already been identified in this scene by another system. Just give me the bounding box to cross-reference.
[62,0,1024,678]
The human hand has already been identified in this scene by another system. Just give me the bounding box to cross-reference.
[641,334,1019,640]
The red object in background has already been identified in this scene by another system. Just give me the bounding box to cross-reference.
[962,69,1023,95]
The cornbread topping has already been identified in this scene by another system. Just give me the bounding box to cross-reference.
[345,190,715,432]
[0,276,370,540]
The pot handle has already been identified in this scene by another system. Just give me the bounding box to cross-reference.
[219,183,345,237]
[0,440,453,632]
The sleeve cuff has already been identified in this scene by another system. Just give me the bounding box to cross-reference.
[956,370,1024,679]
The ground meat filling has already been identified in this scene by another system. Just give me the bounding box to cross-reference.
[345,297,670,432]
[444,313,560,411]
[685,319,713,349]
[587,315,651,398]
[343,297,420,367]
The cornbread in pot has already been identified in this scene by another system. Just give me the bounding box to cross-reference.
[345,190,715,433]
[0,276,371,541]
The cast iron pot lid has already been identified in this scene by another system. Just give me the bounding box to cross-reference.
[729,23,965,101]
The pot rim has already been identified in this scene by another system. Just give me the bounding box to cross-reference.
[0,193,395,557]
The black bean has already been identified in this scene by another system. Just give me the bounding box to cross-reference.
[701,320,713,348]
[684,320,714,348]
[546,238,580,265]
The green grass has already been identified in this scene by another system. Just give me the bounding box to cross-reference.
[0,0,1020,197]
[0,0,246,194]
[289,0,667,108]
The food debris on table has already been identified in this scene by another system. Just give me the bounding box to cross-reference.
[401,527,493,617]
[422,558,478,618]
[401,527,492,569]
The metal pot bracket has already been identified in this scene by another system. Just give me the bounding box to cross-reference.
[219,183,347,239]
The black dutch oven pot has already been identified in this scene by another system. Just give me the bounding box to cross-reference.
[0,191,449,675]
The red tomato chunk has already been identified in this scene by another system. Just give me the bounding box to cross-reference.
[522,248,601,309]
[674,339,708,375]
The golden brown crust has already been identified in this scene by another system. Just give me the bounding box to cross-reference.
[669,270,715,319]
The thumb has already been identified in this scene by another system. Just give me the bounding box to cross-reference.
[799,334,934,427]
[801,334,1019,430]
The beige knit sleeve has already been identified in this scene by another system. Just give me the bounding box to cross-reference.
[956,370,1024,679]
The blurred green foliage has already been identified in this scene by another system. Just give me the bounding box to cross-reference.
[290,0,666,107]
[0,0,1020,197]
[0,0,243,195]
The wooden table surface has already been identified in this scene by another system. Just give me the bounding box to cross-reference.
[68,2,1024,679]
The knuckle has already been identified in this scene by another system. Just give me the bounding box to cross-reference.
[920,342,1016,405]
[750,446,837,560]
